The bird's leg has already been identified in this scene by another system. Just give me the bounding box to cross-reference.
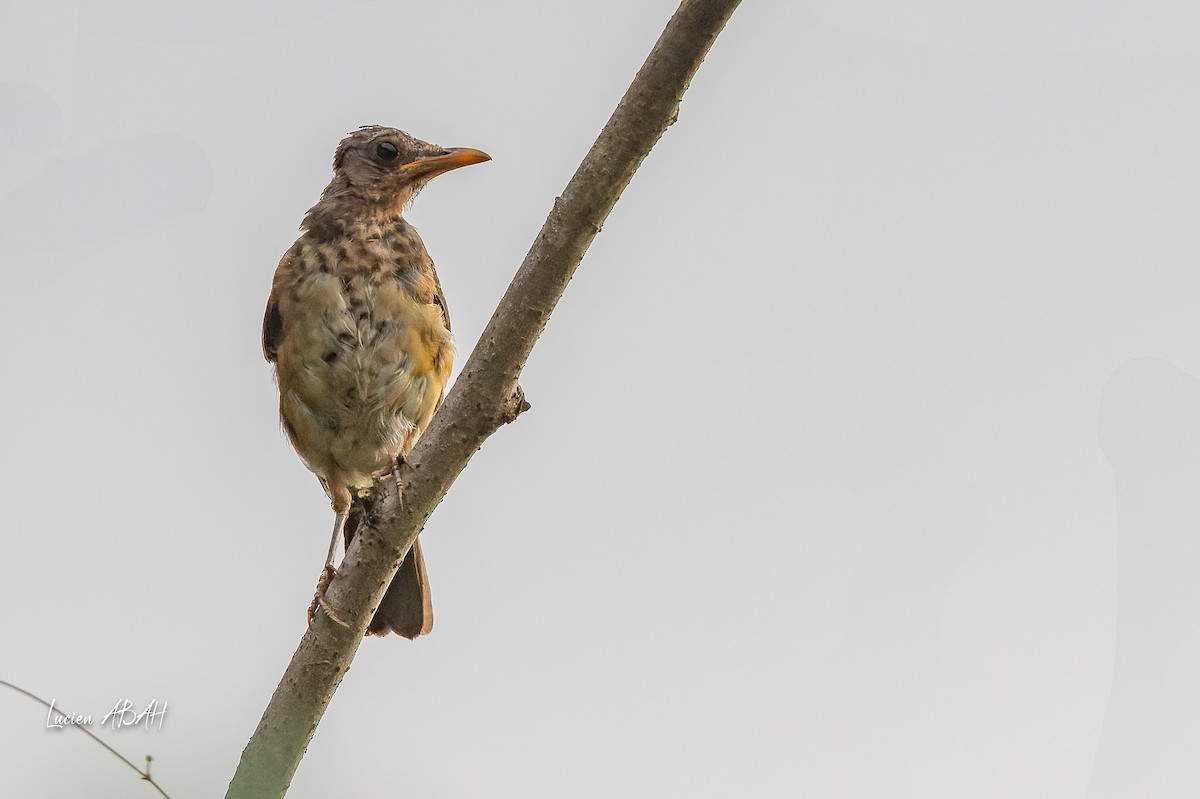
[392,453,406,506]
[323,510,344,571]
[308,488,352,629]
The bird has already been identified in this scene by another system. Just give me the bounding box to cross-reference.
[262,125,490,638]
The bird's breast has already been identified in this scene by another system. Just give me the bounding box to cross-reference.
[273,248,453,485]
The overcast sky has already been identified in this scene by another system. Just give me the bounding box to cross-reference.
[4,1,1200,796]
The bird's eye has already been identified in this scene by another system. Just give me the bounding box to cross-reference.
[376,142,400,162]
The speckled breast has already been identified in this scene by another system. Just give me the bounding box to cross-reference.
[272,226,454,488]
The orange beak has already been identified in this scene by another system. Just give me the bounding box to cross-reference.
[401,147,491,178]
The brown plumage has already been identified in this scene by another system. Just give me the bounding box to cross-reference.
[263,125,489,637]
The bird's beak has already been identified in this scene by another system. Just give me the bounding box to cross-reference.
[401,147,491,178]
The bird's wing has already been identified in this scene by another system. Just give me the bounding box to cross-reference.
[429,262,451,333]
[262,291,283,363]
[427,262,452,412]
[263,244,302,362]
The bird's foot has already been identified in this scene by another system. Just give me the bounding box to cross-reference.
[307,564,350,629]
[371,454,407,507]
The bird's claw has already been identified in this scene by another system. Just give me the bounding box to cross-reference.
[307,564,350,629]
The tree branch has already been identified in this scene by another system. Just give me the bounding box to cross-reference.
[226,1,742,795]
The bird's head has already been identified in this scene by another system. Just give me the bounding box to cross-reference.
[321,125,490,218]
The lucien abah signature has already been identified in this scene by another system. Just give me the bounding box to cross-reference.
[45,698,167,731]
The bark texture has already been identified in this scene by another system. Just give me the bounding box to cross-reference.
[226,1,743,795]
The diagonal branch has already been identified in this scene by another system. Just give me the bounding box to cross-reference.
[226,1,742,795]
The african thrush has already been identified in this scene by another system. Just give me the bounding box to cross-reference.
[263,126,490,637]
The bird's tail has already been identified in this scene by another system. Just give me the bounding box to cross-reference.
[343,504,434,639]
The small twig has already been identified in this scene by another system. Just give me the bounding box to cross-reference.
[0,679,172,799]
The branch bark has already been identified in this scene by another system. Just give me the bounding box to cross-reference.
[226,1,742,795]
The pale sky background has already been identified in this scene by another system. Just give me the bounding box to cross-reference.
[3,1,1200,796]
